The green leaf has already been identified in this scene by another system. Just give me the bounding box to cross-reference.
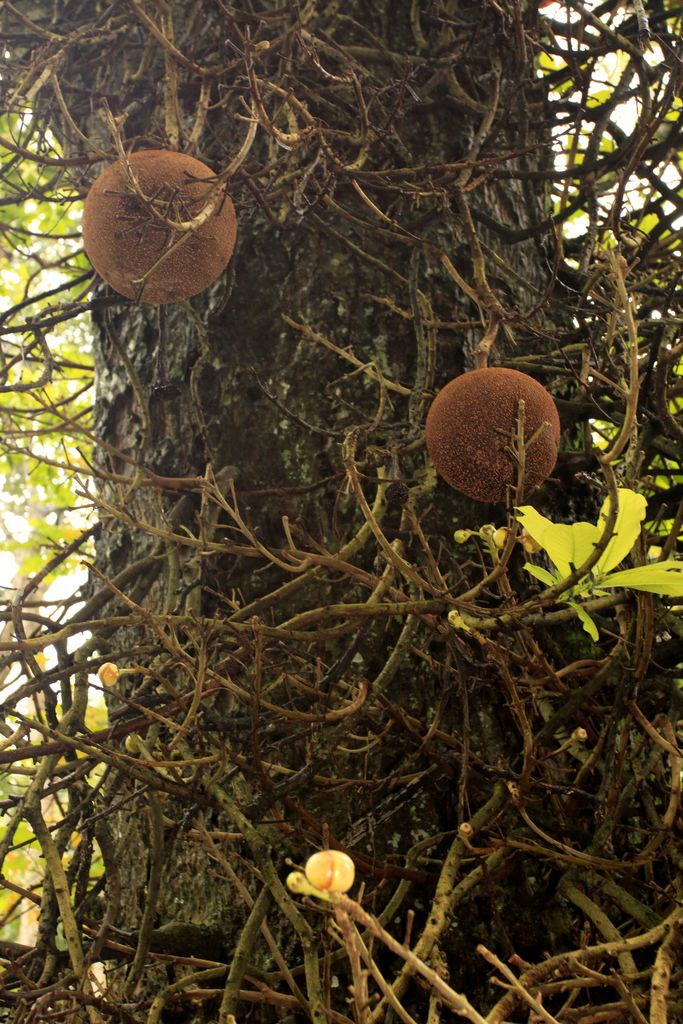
[523,563,558,587]
[595,489,647,573]
[600,562,683,597]
[516,506,601,578]
[636,213,659,237]
[587,89,612,108]
[570,603,600,641]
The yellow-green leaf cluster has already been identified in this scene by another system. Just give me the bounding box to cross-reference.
[515,489,682,639]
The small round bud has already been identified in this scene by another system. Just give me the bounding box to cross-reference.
[492,527,509,550]
[520,530,542,554]
[124,734,139,754]
[454,529,472,544]
[572,727,588,743]
[304,850,355,893]
[286,871,308,894]
[458,822,474,838]
[98,662,119,686]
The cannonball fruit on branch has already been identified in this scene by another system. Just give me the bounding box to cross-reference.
[82,149,237,304]
[424,367,560,502]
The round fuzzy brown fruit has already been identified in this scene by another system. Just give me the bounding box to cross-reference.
[82,149,237,304]
[424,368,560,502]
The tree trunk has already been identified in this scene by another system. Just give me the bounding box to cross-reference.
[86,3,557,1013]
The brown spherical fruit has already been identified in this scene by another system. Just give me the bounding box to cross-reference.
[424,368,560,502]
[82,149,237,303]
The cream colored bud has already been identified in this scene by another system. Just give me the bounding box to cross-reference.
[520,530,541,553]
[492,527,509,550]
[124,734,139,755]
[304,850,355,893]
[572,727,588,743]
[98,662,119,686]
[286,871,308,894]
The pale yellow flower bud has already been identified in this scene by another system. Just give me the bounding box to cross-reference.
[520,530,541,554]
[98,662,119,686]
[492,527,509,549]
[305,850,355,893]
